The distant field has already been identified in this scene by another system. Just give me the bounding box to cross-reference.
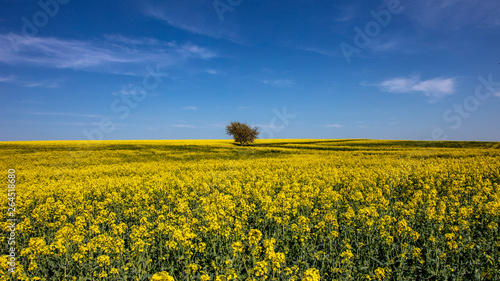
[1,139,499,280]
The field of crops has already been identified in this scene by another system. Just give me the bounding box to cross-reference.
[1,139,499,280]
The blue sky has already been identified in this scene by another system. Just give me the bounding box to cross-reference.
[1,0,499,141]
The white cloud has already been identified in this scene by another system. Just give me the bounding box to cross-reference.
[379,75,455,100]
[207,123,226,128]
[112,84,149,96]
[0,75,61,88]
[52,122,86,126]
[494,92,500,97]
[380,76,420,93]
[0,75,15,82]
[397,0,500,30]
[172,124,195,128]
[412,78,455,96]
[257,124,281,129]
[103,34,175,47]
[369,35,414,53]
[0,33,217,74]
[25,81,60,88]
[181,106,198,110]
[295,46,339,57]
[205,69,218,74]
[180,43,216,59]
[24,112,105,118]
[143,3,246,45]
[333,5,358,23]
[325,124,343,128]
[261,79,295,88]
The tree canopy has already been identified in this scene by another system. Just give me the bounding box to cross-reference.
[225,121,259,146]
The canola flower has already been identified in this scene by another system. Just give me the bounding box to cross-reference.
[151,271,175,281]
[0,139,499,280]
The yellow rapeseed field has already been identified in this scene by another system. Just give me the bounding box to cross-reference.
[1,139,499,280]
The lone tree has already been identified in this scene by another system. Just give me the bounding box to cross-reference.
[226,121,259,146]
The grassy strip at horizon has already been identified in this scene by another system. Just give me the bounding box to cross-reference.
[0,139,499,280]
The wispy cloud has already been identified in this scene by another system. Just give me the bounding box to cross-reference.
[205,69,218,75]
[261,79,295,88]
[207,122,226,128]
[494,92,500,97]
[398,0,500,30]
[0,75,61,88]
[112,84,150,96]
[0,34,217,74]
[24,112,105,118]
[295,46,339,57]
[180,43,216,59]
[368,34,417,54]
[50,122,87,126]
[181,106,198,110]
[103,34,176,47]
[333,5,358,23]
[325,124,343,128]
[143,2,246,45]
[379,75,456,100]
[257,124,281,129]
[25,81,60,88]
[21,121,88,126]
[172,124,195,128]
[0,75,15,82]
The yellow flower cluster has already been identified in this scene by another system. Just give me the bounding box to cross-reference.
[0,139,499,280]
[151,271,175,281]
